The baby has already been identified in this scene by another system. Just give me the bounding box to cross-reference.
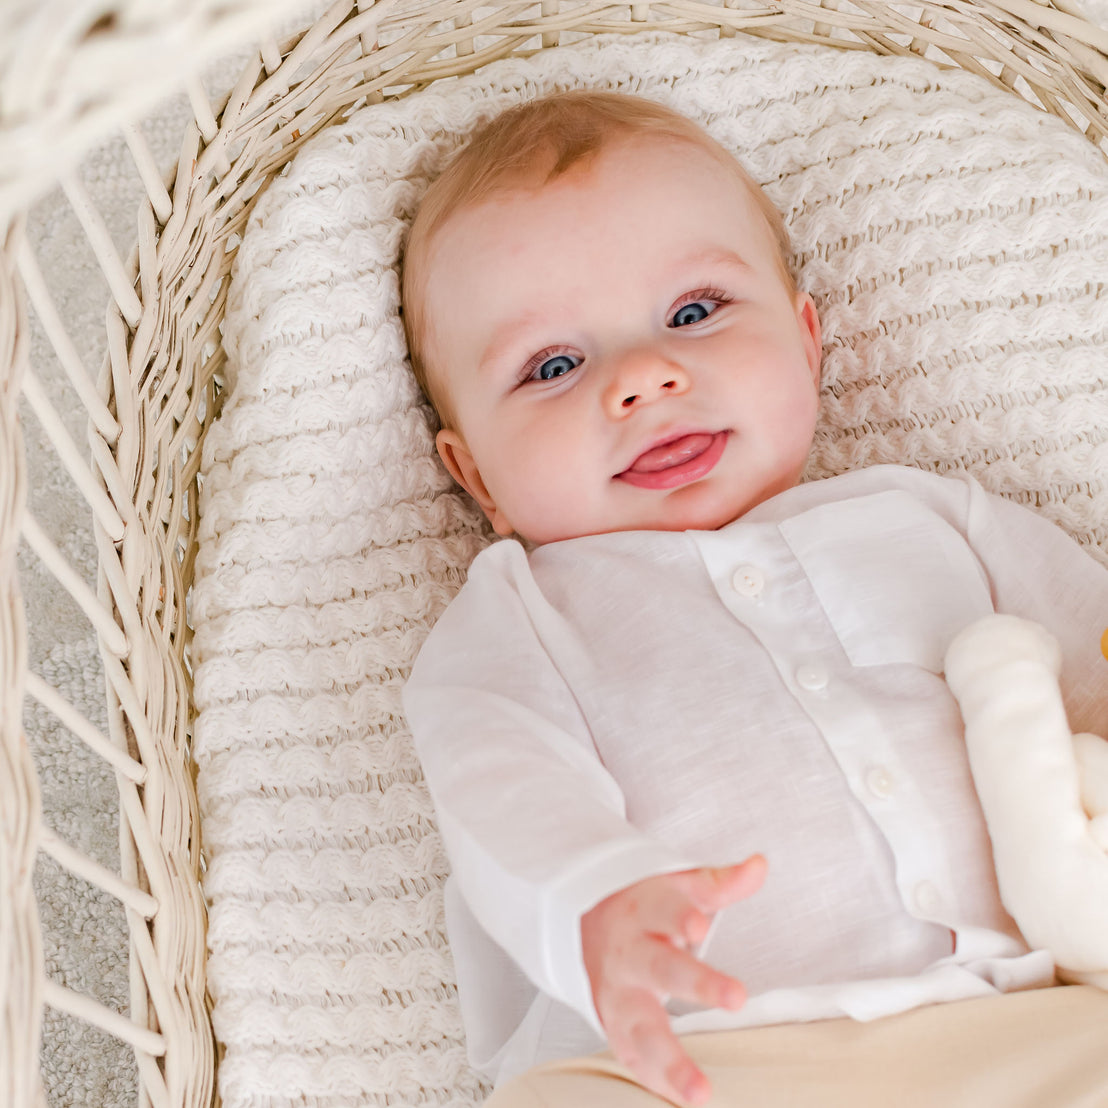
[400,91,1108,1106]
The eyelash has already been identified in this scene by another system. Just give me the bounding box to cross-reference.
[514,284,732,386]
[517,345,580,386]
[671,286,730,322]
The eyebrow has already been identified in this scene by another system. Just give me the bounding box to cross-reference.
[682,246,755,273]
[478,311,551,378]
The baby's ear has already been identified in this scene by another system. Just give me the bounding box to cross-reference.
[795,291,822,386]
[436,429,515,536]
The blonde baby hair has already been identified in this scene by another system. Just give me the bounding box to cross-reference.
[401,90,794,426]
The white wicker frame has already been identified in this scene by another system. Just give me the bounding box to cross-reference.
[2,2,1106,1106]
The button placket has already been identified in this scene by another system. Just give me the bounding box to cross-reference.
[693,522,959,938]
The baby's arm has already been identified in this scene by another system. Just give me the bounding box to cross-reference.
[404,543,723,1030]
[581,858,767,1106]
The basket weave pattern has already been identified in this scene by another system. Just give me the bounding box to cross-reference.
[1,3,1106,1106]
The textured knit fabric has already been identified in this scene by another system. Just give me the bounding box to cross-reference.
[190,33,1108,1108]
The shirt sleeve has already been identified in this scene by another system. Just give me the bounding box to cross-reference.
[402,539,695,1027]
[957,473,1108,736]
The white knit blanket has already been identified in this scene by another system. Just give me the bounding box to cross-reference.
[191,33,1108,1108]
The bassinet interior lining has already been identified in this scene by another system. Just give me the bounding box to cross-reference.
[190,32,1108,1107]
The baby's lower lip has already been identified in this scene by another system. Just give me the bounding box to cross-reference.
[616,431,728,489]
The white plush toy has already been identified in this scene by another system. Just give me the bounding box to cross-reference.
[944,615,1108,989]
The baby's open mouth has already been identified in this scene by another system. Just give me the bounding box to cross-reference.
[616,431,728,490]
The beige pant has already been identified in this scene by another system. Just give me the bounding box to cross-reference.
[485,987,1108,1107]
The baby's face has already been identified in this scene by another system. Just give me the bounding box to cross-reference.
[423,135,822,545]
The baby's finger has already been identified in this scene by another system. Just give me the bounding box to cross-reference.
[680,855,767,916]
[605,989,712,1106]
[596,878,714,949]
[631,935,746,1010]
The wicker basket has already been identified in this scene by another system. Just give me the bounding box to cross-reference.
[2,2,1106,1106]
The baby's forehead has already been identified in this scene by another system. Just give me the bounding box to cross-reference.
[431,133,753,251]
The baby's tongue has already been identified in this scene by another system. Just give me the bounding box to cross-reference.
[628,433,714,473]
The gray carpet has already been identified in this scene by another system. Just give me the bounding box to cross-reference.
[21,57,241,1108]
[21,9,332,1097]
[24,168,140,1108]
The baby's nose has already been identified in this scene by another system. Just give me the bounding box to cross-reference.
[602,350,690,416]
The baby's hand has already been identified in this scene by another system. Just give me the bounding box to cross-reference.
[580,857,767,1106]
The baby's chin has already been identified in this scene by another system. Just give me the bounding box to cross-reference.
[615,491,774,536]
[519,506,748,546]
[508,475,804,544]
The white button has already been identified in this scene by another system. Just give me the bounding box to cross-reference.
[731,564,766,599]
[865,766,895,799]
[913,881,943,916]
[795,663,829,692]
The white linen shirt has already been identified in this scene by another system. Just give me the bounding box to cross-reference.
[402,465,1108,1085]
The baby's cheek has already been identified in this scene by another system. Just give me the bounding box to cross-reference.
[780,383,821,442]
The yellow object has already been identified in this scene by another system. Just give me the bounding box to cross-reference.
[1101,629,1108,661]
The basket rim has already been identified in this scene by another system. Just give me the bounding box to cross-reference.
[5,3,1108,1107]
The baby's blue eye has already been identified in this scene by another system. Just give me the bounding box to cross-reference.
[671,300,714,327]
[531,353,580,381]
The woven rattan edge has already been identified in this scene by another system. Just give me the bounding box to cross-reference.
[4,2,1108,1106]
